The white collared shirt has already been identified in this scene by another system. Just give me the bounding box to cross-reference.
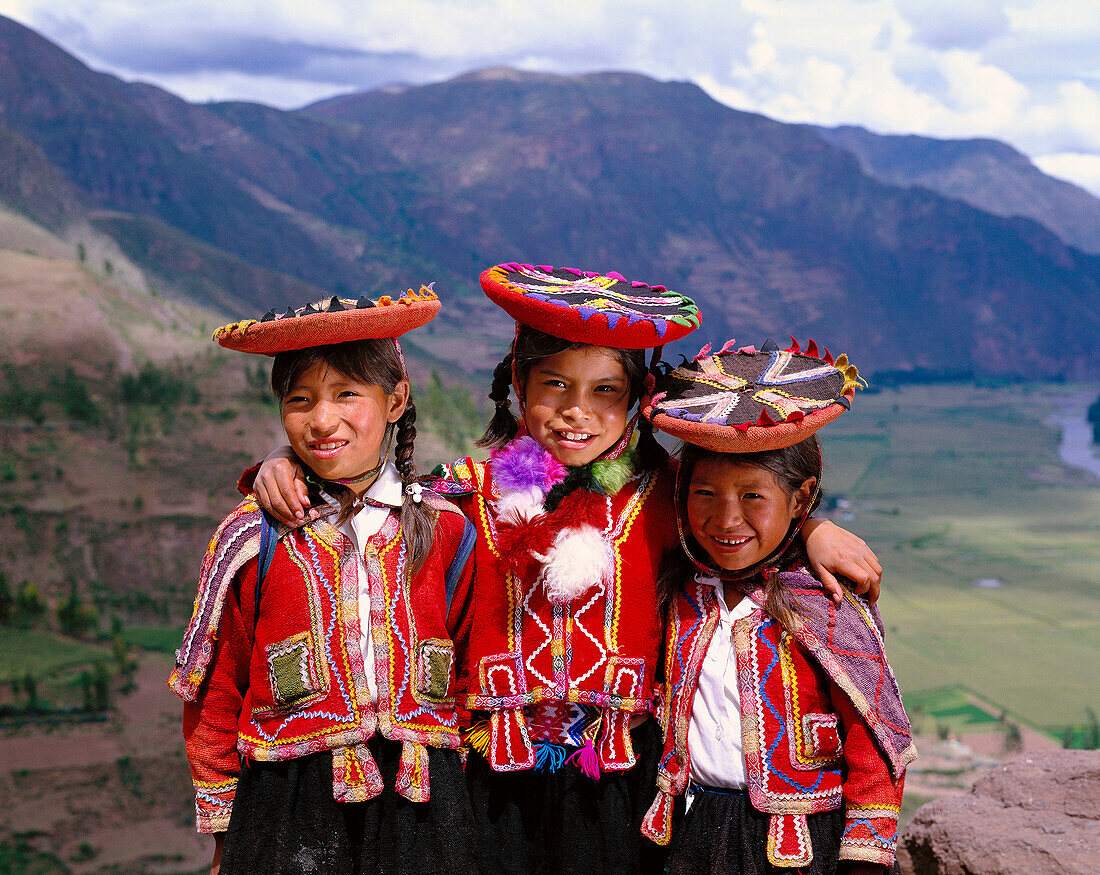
[687,574,756,789]
[336,462,404,703]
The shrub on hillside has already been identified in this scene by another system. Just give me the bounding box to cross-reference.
[0,366,45,424]
[119,361,200,409]
[420,371,483,451]
[14,581,45,627]
[57,586,99,638]
[0,570,11,624]
[51,368,102,425]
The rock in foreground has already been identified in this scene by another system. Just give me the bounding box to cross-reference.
[900,750,1100,874]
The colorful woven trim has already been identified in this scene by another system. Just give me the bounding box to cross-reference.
[480,263,700,349]
[212,285,440,355]
[643,338,864,451]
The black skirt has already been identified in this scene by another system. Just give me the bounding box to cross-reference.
[464,717,674,875]
[218,736,479,875]
[668,785,900,875]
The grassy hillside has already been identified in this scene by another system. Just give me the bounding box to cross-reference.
[820,383,1100,736]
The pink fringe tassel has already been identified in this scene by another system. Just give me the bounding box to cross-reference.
[566,740,601,779]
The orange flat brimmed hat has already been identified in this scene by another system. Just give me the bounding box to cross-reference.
[480,262,700,349]
[642,337,864,451]
[212,285,440,355]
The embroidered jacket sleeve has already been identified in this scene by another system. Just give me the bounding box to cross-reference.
[832,683,905,866]
[237,462,261,496]
[422,458,481,714]
[182,560,256,833]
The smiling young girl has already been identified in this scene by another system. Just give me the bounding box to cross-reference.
[251,265,884,874]
[640,340,916,874]
[169,289,479,875]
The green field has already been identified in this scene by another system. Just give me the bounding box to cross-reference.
[819,383,1100,737]
[0,630,108,681]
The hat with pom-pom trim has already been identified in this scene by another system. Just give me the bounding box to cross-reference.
[480,263,700,349]
[211,285,440,355]
[642,337,865,451]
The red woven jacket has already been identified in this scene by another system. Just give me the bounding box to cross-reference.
[428,456,678,773]
[169,493,475,832]
[643,573,916,868]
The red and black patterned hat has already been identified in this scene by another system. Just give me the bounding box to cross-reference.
[212,285,440,355]
[480,262,700,349]
[642,337,864,451]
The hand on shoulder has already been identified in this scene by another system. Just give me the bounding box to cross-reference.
[802,518,882,604]
[255,446,308,526]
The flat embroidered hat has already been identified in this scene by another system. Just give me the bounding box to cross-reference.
[480,262,700,349]
[642,337,864,451]
[212,285,440,355]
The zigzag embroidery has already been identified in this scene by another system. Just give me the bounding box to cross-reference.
[251,530,356,743]
[760,631,828,794]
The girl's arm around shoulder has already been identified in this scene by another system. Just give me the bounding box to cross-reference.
[802,518,883,605]
[248,445,309,526]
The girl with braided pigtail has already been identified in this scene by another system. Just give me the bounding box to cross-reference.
[251,265,883,874]
[640,344,913,874]
[170,292,480,875]
[392,399,438,574]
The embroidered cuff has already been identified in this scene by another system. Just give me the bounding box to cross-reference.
[840,806,899,866]
[641,790,675,845]
[194,778,236,833]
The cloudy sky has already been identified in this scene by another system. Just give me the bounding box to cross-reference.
[3,0,1099,195]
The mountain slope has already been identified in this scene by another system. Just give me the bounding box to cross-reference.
[306,69,1100,377]
[0,15,352,302]
[1,16,1098,379]
[814,125,1100,255]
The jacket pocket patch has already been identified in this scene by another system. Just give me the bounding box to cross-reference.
[266,631,324,706]
[478,650,527,699]
[602,655,645,707]
[801,712,842,762]
[415,639,454,703]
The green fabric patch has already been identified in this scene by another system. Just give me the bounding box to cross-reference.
[417,641,453,701]
[271,648,308,702]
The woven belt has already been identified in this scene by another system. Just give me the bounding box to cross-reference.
[689,780,747,796]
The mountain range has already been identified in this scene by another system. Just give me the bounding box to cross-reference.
[1,14,1098,379]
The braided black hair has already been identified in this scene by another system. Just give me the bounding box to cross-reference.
[394,397,435,579]
[476,353,519,448]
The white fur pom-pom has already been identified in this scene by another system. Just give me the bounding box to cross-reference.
[493,486,545,524]
[533,524,613,604]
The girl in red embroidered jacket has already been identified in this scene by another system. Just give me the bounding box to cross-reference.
[251,266,886,875]
[640,342,917,874]
[169,293,480,875]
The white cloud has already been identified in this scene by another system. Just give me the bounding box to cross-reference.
[136,70,361,108]
[1033,153,1100,198]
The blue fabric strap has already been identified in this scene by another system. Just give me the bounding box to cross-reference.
[444,517,476,611]
[256,511,278,608]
